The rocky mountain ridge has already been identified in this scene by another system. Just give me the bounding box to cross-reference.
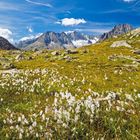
[99,24,133,41]
[0,36,17,50]
[17,31,98,50]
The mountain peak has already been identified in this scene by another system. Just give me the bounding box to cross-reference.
[17,31,98,50]
[100,24,133,41]
[112,24,133,34]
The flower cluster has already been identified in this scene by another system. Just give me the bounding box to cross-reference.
[0,69,140,139]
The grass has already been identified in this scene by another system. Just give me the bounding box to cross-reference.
[0,38,140,139]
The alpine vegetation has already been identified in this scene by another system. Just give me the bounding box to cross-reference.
[0,0,140,139]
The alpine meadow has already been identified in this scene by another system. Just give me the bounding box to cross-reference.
[0,0,140,139]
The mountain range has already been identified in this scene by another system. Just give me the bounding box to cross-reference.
[0,24,134,50]
[17,31,98,50]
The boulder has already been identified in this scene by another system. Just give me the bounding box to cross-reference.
[133,50,140,55]
[2,63,16,70]
[32,48,39,52]
[110,40,132,48]
[15,54,25,61]
[51,51,60,56]
[27,56,33,60]
[66,50,78,54]
[82,49,88,53]
[0,57,9,63]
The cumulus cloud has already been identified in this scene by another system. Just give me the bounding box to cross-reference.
[25,0,52,8]
[0,28,13,42]
[57,18,87,26]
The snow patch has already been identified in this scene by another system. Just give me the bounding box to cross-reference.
[72,38,98,47]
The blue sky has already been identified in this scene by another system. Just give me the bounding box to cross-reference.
[0,0,140,42]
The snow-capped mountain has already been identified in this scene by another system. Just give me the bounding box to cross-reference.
[17,31,98,50]
[17,33,43,48]
[66,31,99,48]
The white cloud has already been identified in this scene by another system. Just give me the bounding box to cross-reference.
[57,18,87,26]
[27,26,33,33]
[122,0,135,2]
[19,33,43,41]
[25,0,52,8]
[0,28,13,42]
[0,2,20,11]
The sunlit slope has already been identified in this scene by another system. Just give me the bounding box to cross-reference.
[0,29,140,139]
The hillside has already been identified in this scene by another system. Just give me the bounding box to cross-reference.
[0,27,140,139]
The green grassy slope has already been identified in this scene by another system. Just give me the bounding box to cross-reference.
[0,34,140,139]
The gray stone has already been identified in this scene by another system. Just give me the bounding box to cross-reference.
[2,63,16,70]
[66,50,78,54]
[15,54,25,61]
[51,51,60,56]
[133,50,140,55]
[110,40,132,48]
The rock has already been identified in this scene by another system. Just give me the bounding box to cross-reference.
[64,56,72,60]
[8,50,21,55]
[33,50,45,56]
[82,49,88,53]
[108,54,118,61]
[0,57,9,63]
[51,51,60,56]
[15,54,25,61]
[27,56,33,60]
[66,50,78,54]
[44,55,49,59]
[135,59,140,63]
[133,50,140,55]
[2,63,16,70]
[65,56,72,62]
[33,48,39,52]
[110,40,132,48]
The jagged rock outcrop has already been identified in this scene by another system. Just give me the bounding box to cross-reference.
[127,28,140,39]
[24,32,75,50]
[110,40,132,48]
[100,24,133,41]
[17,31,98,50]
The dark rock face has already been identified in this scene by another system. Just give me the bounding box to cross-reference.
[67,31,86,40]
[99,24,133,41]
[42,32,74,48]
[24,32,75,50]
[0,37,17,50]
